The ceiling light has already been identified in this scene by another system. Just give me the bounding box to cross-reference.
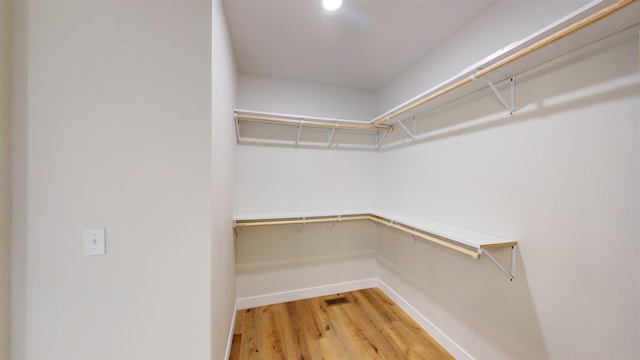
[322,0,342,11]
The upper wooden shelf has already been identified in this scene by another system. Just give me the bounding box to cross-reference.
[234,0,638,151]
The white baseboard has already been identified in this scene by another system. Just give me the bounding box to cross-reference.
[376,279,475,360]
[236,278,378,310]
[224,300,239,360]
[228,278,473,360]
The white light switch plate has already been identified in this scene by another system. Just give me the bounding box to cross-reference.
[83,228,106,256]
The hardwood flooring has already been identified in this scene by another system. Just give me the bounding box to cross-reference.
[229,288,454,359]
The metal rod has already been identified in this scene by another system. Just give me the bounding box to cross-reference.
[236,113,391,131]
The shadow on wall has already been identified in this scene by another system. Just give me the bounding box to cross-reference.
[379,30,639,152]
[376,227,549,359]
[234,221,379,298]
[373,30,639,359]
[10,1,30,357]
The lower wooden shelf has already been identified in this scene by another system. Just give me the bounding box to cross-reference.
[233,208,518,280]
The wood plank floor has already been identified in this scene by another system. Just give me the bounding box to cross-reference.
[229,288,454,360]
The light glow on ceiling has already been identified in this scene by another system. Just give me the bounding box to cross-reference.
[322,0,342,11]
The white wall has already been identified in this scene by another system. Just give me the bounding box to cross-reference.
[235,146,378,300]
[235,146,377,214]
[234,77,380,327]
[211,0,238,358]
[0,0,11,358]
[11,1,212,359]
[378,0,591,112]
[237,73,378,121]
[235,221,378,301]
[377,29,640,359]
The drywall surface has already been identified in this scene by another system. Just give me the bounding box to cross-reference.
[212,0,237,358]
[235,146,377,214]
[378,0,591,113]
[234,146,378,299]
[11,1,212,358]
[376,30,640,359]
[237,73,378,121]
[235,221,378,300]
[0,0,10,358]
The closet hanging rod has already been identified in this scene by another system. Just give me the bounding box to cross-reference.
[234,213,494,259]
[233,215,372,228]
[366,216,481,259]
[371,0,637,126]
[235,112,392,132]
[233,209,520,279]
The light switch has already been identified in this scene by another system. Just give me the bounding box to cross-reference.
[83,228,106,256]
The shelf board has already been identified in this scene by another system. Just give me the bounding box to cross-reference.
[233,208,516,255]
[371,209,516,250]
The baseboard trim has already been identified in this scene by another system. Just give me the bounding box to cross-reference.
[376,279,475,360]
[223,299,240,360]
[236,278,379,310]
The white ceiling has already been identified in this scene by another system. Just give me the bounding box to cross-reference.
[223,0,498,91]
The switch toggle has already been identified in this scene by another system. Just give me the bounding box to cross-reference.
[83,228,106,256]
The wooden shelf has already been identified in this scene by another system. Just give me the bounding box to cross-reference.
[233,209,372,222]
[371,209,516,251]
[234,0,638,150]
[234,208,519,279]
[233,209,517,260]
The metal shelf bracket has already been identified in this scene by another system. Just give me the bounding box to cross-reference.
[478,75,516,115]
[376,130,388,150]
[397,117,416,140]
[233,221,239,239]
[295,121,304,146]
[329,215,341,231]
[234,114,241,144]
[295,217,307,234]
[328,127,336,147]
[482,245,517,281]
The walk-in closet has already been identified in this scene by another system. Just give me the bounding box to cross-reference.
[4,0,638,359]
[225,0,640,359]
